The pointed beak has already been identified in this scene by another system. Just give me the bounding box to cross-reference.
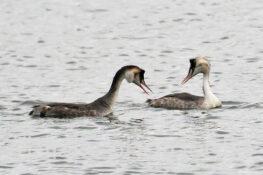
[182,58,196,85]
[141,80,152,93]
[181,70,193,84]
[138,83,149,95]
[134,80,152,95]
[134,69,152,95]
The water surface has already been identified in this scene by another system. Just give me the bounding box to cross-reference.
[0,0,263,174]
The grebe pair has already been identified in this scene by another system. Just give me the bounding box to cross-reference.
[29,57,221,118]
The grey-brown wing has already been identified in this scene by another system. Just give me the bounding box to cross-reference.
[147,93,204,109]
[46,102,89,109]
[164,93,203,101]
[29,102,95,118]
[29,98,111,118]
[43,106,97,118]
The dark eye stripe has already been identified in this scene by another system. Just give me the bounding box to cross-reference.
[189,59,196,73]
[190,59,196,67]
[139,70,145,82]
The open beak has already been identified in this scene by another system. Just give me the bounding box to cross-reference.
[134,69,152,95]
[141,80,152,93]
[135,80,152,95]
[138,83,149,95]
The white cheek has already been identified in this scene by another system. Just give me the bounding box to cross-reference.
[125,71,133,83]
[194,66,202,75]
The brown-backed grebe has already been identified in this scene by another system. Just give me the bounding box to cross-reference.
[29,65,151,118]
[147,56,221,109]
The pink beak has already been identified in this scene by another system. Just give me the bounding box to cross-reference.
[136,80,152,95]
[141,80,152,93]
[138,84,149,95]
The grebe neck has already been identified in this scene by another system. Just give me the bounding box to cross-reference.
[103,69,125,107]
[202,73,221,108]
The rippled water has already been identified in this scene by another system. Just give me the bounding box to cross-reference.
[1,0,263,174]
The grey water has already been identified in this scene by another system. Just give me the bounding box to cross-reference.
[1,0,263,174]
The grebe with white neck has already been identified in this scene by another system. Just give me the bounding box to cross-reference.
[29,65,151,118]
[147,57,221,109]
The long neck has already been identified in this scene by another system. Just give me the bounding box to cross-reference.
[202,72,221,107]
[103,69,125,107]
[203,73,213,99]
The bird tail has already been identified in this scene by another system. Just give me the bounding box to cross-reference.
[146,99,152,104]
[29,105,48,117]
[29,110,34,115]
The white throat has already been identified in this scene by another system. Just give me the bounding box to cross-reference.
[202,73,221,109]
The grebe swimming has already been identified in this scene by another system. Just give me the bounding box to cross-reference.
[29,65,151,118]
[147,57,221,109]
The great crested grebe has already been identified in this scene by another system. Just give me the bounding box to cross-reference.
[147,56,221,109]
[29,65,151,118]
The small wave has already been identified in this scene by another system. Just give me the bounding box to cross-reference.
[222,101,249,109]
[0,105,6,110]
[215,131,229,135]
[74,126,97,130]
[31,133,50,138]
[242,102,263,109]
[0,165,13,169]
[176,173,194,175]
[252,153,263,157]
[20,100,44,106]
[147,134,182,138]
